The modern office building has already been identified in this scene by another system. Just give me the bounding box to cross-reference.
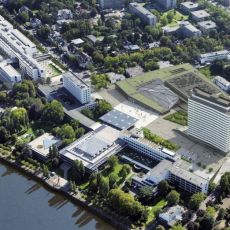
[63,72,91,104]
[169,165,209,193]
[129,3,157,26]
[224,0,230,6]
[199,50,230,64]
[60,125,123,173]
[121,132,179,162]
[0,15,45,80]
[0,61,21,88]
[188,88,230,153]
[155,0,177,10]
[99,0,125,9]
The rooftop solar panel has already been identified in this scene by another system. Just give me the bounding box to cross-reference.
[99,109,137,130]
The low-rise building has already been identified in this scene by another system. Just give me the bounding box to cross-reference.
[129,2,157,26]
[169,164,209,193]
[155,0,177,10]
[159,205,185,227]
[107,72,125,84]
[30,18,42,28]
[60,125,123,173]
[179,21,202,38]
[125,65,144,78]
[213,76,230,93]
[191,10,210,22]
[99,0,125,9]
[27,133,62,162]
[57,9,73,20]
[199,50,230,64]
[180,1,199,13]
[197,20,216,34]
[0,61,21,88]
[63,71,91,104]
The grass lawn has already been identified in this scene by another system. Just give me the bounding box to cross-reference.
[48,63,62,78]
[164,110,188,126]
[161,10,189,28]
[146,199,167,225]
[199,66,212,80]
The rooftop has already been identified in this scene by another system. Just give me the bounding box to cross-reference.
[129,2,156,19]
[191,10,210,18]
[60,125,121,169]
[181,1,199,9]
[159,205,185,227]
[28,133,62,158]
[0,61,20,77]
[63,71,89,90]
[99,109,137,130]
[170,164,209,188]
[198,20,216,29]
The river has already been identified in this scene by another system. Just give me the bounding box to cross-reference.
[0,164,115,230]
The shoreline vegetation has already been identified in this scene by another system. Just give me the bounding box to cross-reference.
[0,153,155,230]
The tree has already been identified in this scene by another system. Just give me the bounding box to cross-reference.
[167,190,180,206]
[70,181,77,194]
[138,186,153,202]
[199,214,214,230]
[109,173,118,189]
[158,180,170,196]
[42,164,49,178]
[155,226,165,230]
[119,164,131,178]
[220,172,230,195]
[0,91,7,103]
[41,100,64,124]
[107,155,118,169]
[206,206,216,218]
[72,160,85,181]
[0,127,9,143]
[99,178,110,197]
[170,224,186,230]
[217,208,226,220]
[189,193,205,210]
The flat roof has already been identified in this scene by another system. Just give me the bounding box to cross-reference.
[191,10,210,18]
[0,61,20,77]
[28,133,61,158]
[60,125,121,169]
[63,71,89,89]
[170,165,209,187]
[181,1,199,9]
[129,2,156,19]
[100,109,138,130]
[198,20,216,29]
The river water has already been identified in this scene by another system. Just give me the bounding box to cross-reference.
[0,164,115,230]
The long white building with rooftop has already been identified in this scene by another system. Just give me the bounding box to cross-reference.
[0,15,45,80]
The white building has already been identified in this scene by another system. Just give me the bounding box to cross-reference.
[129,3,157,26]
[155,0,177,10]
[0,15,45,80]
[199,50,230,64]
[121,134,179,162]
[159,205,185,227]
[57,9,73,20]
[213,76,230,93]
[60,125,122,173]
[198,20,216,34]
[169,164,209,193]
[180,1,199,13]
[0,61,21,88]
[191,10,210,22]
[188,88,230,153]
[27,133,62,162]
[63,72,91,104]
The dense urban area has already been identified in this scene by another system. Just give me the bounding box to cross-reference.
[0,0,230,229]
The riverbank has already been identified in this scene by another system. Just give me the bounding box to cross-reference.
[0,155,129,230]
